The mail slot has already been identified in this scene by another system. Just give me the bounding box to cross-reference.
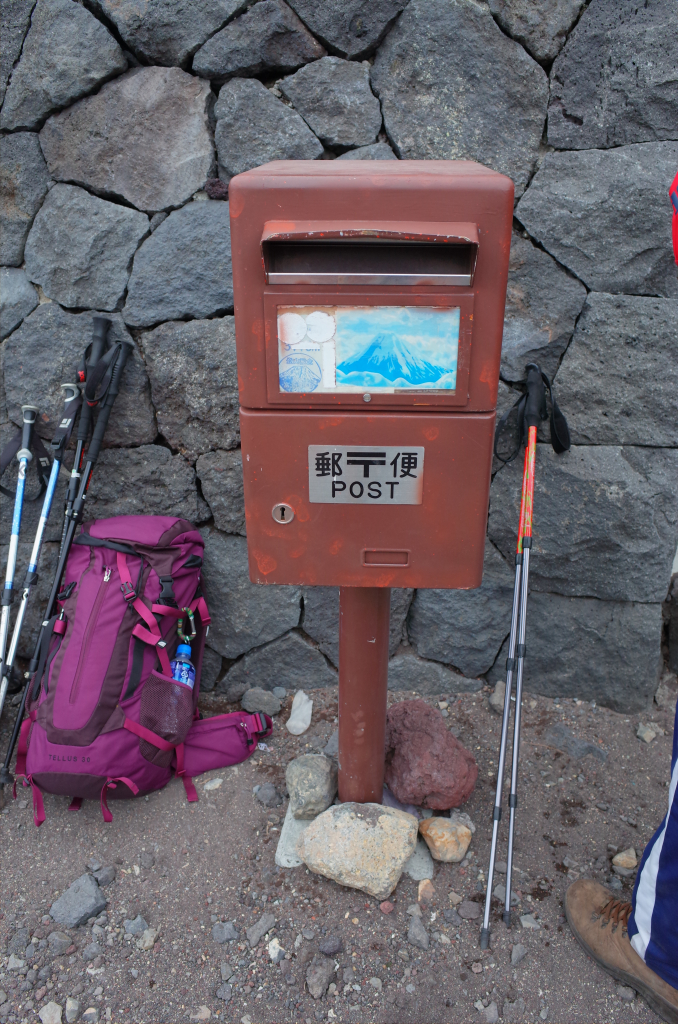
[229,160,513,590]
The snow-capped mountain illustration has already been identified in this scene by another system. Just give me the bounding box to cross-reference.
[336,332,454,386]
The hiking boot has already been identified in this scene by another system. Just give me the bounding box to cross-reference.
[565,879,678,1024]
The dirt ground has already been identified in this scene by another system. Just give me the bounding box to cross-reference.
[1,681,676,1024]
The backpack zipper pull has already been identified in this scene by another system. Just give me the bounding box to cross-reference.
[104,567,111,582]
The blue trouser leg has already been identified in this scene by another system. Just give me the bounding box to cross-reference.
[628,696,678,989]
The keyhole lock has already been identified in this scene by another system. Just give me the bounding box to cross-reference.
[272,503,294,524]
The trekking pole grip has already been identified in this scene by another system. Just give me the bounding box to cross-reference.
[76,318,111,443]
[18,406,38,460]
[84,340,134,466]
[523,363,546,430]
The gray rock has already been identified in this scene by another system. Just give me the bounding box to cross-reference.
[220,962,234,981]
[489,446,678,603]
[246,913,276,948]
[286,754,337,820]
[555,294,678,447]
[371,0,548,196]
[220,631,336,699]
[90,0,247,67]
[92,867,115,887]
[81,942,102,962]
[214,77,322,181]
[548,0,678,150]
[141,317,238,462]
[488,0,585,63]
[286,0,408,59]
[39,67,214,213]
[0,0,126,131]
[81,1009,99,1024]
[500,231,586,383]
[515,143,678,298]
[124,915,148,935]
[323,730,338,757]
[0,0,36,106]
[123,201,233,327]
[65,997,80,1023]
[318,934,342,956]
[241,686,282,717]
[215,983,232,1003]
[0,268,38,340]
[200,531,301,659]
[212,921,238,943]
[193,0,325,79]
[407,915,429,950]
[388,651,482,695]
[24,184,149,310]
[543,723,607,763]
[46,931,71,956]
[255,782,282,807]
[272,686,286,698]
[511,942,527,965]
[402,838,434,882]
[84,446,198,523]
[8,929,30,955]
[487,594,662,712]
[199,646,223,693]
[443,907,462,926]
[275,802,314,868]
[306,957,335,999]
[196,449,245,534]
[50,875,107,928]
[408,543,514,677]
[280,57,382,148]
[2,304,154,448]
[456,900,480,920]
[0,132,51,266]
[302,586,413,667]
[336,143,397,160]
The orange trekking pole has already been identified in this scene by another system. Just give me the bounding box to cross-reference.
[480,364,570,949]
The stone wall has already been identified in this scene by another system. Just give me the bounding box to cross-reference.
[1,0,676,712]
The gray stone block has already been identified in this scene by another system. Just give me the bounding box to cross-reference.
[548,0,678,150]
[141,317,239,461]
[50,874,107,928]
[214,78,322,181]
[302,587,414,668]
[556,294,678,447]
[193,0,325,79]
[201,531,301,659]
[39,67,214,213]
[408,543,514,678]
[0,0,127,131]
[90,0,248,68]
[280,57,382,148]
[24,184,149,310]
[487,594,663,713]
[196,449,245,535]
[371,0,548,197]
[286,0,408,59]
[123,201,233,327]
[500,231,586,383]
[199,646,223,693]
[84,445,198,523]
[488,0,585,63]
[0,0,36,106]
[0,268,38,341]
[515,143,678,298]
[488,446,678,603]
[220,631,336,698]
[0,133,51,266]
[387,651,483,695]
[336,143,397,160]
[3,304,155,448]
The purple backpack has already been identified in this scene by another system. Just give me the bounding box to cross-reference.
[15,516,271,825]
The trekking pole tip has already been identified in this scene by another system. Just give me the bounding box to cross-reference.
[0,766,13,788]
[479,927,491,950]
[502,910,512,927]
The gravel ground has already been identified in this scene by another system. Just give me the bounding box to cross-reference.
[1,681,676,1024]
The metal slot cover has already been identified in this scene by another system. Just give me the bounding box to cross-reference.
[265,240,476,286]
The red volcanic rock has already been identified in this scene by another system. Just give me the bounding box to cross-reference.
[384,699,477,809]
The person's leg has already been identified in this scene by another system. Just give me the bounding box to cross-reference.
[628,697,678,988]
[565,697,678,1023]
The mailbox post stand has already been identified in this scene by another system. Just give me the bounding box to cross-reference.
[338,587,390,803]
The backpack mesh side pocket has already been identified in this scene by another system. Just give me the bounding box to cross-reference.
[139,672,194,767]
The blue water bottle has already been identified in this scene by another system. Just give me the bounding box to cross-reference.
[170,644,196,689]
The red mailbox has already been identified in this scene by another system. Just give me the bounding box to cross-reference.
[230,161,513,802]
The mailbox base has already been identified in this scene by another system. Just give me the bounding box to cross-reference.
[338,586,390,804]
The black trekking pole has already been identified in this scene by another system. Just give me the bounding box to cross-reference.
[0,336,134,787]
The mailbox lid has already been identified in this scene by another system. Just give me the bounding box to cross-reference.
[230,160,513,414]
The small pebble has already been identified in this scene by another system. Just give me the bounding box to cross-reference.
[471,962,483,974]
[379,901,394,914]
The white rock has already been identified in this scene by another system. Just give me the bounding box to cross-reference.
[275,803,314,868]
[636,723,656,743]
[489,679,506,714]
[136,928,158,950]
[8,955,25,970]
[285,690,313,735]
[204,778,223,791]
[520,914,541,930]
[39,1002,63,1024]
[267,937,285,963]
